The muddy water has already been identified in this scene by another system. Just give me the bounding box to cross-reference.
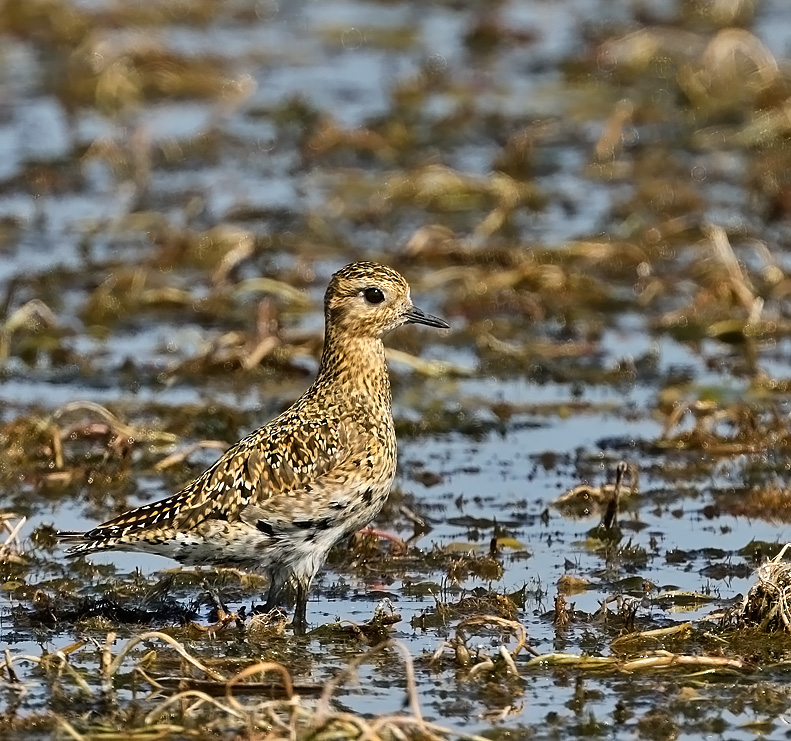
[3,0,791,738]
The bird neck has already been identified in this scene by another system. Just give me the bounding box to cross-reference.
[312,328,392,410]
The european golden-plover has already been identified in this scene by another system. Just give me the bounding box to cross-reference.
[59,262,449,632]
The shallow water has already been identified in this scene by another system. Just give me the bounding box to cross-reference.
[4,0,791,737]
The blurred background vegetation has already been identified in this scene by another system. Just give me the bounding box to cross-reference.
[4,0,791,738]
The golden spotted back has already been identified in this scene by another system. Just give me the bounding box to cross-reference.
[59,261,449,630]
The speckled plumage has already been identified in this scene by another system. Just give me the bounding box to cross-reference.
[59,262,449,631]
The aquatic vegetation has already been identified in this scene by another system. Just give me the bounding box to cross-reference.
[4,0,791,736]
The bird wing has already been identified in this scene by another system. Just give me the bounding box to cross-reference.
[73,410,366,546]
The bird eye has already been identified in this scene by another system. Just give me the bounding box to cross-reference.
[363,287,385,304]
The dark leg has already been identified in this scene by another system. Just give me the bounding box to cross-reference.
[293,580,309,635]
[264,570,286,611]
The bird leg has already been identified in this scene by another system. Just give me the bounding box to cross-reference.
[292,580,309,635]
[263,570,286,612]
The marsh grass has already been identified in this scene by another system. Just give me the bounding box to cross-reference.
[731,543,791,632]
[6,0,791,735]
[1,633,492,741]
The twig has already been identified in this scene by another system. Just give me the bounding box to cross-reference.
[391,641,423,725]
[0,654,43,674]
[468,659,495,678]
[2,516,26,551]
[51,401,177,444]
[706,223,763,324]
[498,645,519,677]
[313,643,386,724]
[526,653,617,668]
[224,661,294,713]
[56,718,87,741]
[144,690,246,725]
[46,652,92,695]
[611,622,693,648]
[385,348,469,377]
[100,632,116,699]
[107,631,225,682]
[154,441,229,471]
[620,651,745,672]
[134,666,166,691]
[4,647,19,683]
[50,424,64,469]
[456,615,535,656]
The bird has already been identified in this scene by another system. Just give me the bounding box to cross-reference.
[58,262,449,632]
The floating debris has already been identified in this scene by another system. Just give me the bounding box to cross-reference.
[730,543,791,632]
[554,461,639,520]
[0,515,26,566]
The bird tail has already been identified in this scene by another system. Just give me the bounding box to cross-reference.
[56,530,112,557]
[57,531,85,541]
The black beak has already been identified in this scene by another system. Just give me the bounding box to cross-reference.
[403,305,450,329]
